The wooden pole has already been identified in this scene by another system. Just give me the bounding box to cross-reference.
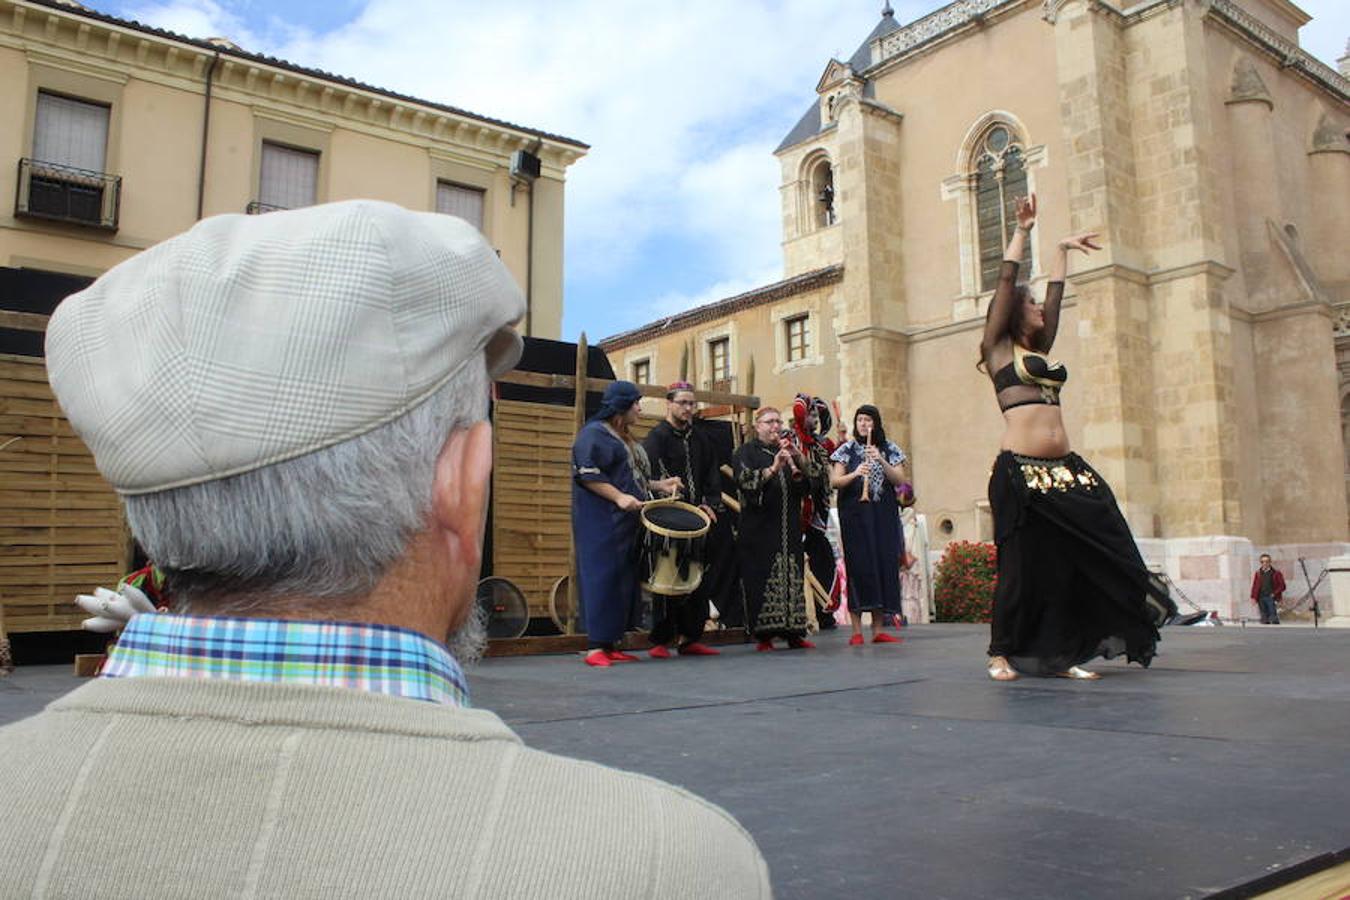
[495,370,758,409]
[566,333,588,634]
[743,354,756,446]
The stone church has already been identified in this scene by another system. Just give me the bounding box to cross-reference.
[602,0,1350,617]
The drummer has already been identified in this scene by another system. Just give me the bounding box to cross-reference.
[641,381,725,659]
[572,381,681,668]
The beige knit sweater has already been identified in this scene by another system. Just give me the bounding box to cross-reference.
[0,678,772,899]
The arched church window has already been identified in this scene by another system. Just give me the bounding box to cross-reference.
[973,124,1030,292]
[807,156,836,230]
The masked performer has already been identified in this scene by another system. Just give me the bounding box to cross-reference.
[791,394,839,630]
[830,405,907,645]
[980,194,1175,681]
[735,407,815,651]
[572,381,680,668]
[641,382,724,658]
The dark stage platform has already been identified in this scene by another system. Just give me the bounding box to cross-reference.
[4,624,1348,898]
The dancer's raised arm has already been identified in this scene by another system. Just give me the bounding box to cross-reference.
[1036,232,1101,352]
[980,194,1037,358]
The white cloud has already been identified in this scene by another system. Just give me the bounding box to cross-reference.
[113,0,888,335]
[642,265,784,326]
[103,0,1350,336]
[119,0,261,47]
[1297,0,1350,70]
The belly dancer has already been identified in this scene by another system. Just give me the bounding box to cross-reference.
[979,194,1175,681]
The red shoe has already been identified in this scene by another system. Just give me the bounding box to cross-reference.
[607,650,641,663]
[848,633,865,646]
[649,645,672,659]
[678,642,721,657]
[755,639,776,652]
[872,632,902,644]
[584,650,611,668]
[787,637,816,650]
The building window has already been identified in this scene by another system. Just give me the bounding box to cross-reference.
[257,142,318,212]
[17,92,119,230]
[631,358,651,385]
[708,337,730,389]
[973,124,1030,292]
[436,181,485,232]
[33,92,109,172]
[785,314,809,362]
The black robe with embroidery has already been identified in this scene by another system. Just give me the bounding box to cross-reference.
[734,439,811,639]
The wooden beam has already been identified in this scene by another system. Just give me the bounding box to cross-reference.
[496,369,760,409]
[568,334,587,632]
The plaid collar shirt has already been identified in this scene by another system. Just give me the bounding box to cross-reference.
[102,614,470,707]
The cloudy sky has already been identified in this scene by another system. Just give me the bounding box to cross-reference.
[96,0,1350,342]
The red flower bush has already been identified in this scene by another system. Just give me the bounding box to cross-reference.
[934,540,998,623]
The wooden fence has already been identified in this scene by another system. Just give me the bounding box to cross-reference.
[0,353,128,633]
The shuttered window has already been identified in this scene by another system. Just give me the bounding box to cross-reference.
[631,359,651,385]
[436,182,485,232]
[709,338,729,386]
[33,92,109,172]
[785,315,809,362]
[976,129,1030,292]
[258,142,318,210]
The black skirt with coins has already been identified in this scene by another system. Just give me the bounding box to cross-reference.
[987,451,1176,675]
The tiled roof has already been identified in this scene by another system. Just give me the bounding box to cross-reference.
[600,265,844,351]
[20,0,588,149]
[775,102,824,154]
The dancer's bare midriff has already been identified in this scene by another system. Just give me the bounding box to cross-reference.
[1000,404,1069,458]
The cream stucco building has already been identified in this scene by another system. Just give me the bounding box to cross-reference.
[0,0,585,635]
[603,0,1350,618]
[0,0,586,339]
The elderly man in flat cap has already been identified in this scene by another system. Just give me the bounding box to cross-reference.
[0,201,770,899]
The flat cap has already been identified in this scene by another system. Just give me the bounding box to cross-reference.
[46,200,524,495]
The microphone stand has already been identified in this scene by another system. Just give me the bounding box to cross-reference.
[1297,558,1326,629]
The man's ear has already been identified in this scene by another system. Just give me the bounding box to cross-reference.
[430,421,494,569]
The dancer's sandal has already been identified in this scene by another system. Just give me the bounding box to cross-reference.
[987,656,1018,681]
[1055,666,1101,680]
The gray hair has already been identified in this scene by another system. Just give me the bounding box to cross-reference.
[125,359,490,612]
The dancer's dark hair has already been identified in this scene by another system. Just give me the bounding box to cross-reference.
[976,282,1037,372]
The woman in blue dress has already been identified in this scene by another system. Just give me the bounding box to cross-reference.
[571,381,680,668]
[830,405,907,646]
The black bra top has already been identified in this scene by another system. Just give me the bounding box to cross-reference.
[992,345,1068,410]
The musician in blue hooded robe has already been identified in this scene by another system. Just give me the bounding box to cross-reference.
[571,381,679,668]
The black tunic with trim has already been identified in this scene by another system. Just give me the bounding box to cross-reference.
[734,439,810,639]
